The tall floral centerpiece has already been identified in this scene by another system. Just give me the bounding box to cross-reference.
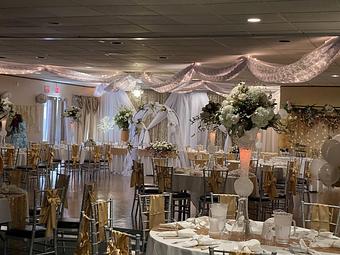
[114,107,133,143]
[63,106,81,143]
[220,82,280,239]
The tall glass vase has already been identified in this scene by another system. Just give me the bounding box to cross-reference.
[231,128,258,240]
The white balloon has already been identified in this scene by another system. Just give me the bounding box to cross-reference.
[319,163,339,187]
[322,139,340,166]
[278,109,288,119]
[310,158,328,175]
[333,134,340,143]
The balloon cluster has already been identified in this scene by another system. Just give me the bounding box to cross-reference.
[311,135,340,187]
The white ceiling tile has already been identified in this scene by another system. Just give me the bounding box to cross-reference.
[282,12,340,22]
[168,15,227,24]
[89,5,157,15]
[119,15,178,25]
[145,4,209,15]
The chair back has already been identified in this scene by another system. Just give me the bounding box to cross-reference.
[154,165,173,193]
[226,161,239,171]
[55,173,70,217]
[105,228,141,255]
[138,193,172,244]
[210,193,238,219]
[302,201,340,236]
[130,160,145,189]
[203,169,229,195]
[1,147,18,169]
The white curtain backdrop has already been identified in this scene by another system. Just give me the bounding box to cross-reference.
[98,89,135,143]
[259,89,280,152]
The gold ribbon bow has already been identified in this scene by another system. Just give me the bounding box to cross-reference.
[28,148,40,169]
[304,161,312,180]
[74,214,91,255]
[311,204,330,232]
[264,170,278,200]
[107,230,129,255]
[93,146,101,163]
[208,171,224,194]
[219,195,237,219]
[39,189,61,237]
[55,174,68,209]
[149,195,165,229]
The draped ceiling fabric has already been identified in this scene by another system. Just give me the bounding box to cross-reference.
[0,37,338,94]
[72,95,99,143]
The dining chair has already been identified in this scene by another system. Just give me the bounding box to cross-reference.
[138,193,172,246]
[1,147,19,170]
[64,144,82,175]
[251,164,288,221]
[4,188,64,255]
[154,165,191,221]
[301,201,340,236]
[210,193,239,219]
[105,227,142,255]
[57,183,97,252]
[199,168,229,215]
[130,160,159,228]
[102,144,113,174]
[82,145,102,180]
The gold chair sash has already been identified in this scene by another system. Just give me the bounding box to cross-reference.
[93,145,101,163]
[219,195,237,219]
[6,148,15,168]
[8,194,27,230]
[107,230,129,255]
[311,204,330,231]
[208,171,224,194]
[130,162,143,188]
[8,171,22,186]
[56,174,69,208]
[0,155,3,175]
[28,148,40,169]
[288,161,297,195]
[149,195,165,229]
[104,145,113,163]
[74,185,97,255]
[71,144,80,166]
[263,170,277,200]
[74,214,91,255]
[97,201,108,241]
[48,148,55,168]
[156,167,171,193]
[39,189,61,237]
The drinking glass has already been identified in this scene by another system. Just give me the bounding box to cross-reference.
[209,203,227,238]
[273,211,296,244]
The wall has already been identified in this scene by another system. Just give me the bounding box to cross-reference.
[280,86,340,153]
[0,75,95,142]
[281,86,340,107]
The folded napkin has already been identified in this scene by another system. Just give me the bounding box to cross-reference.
[181,240,199,248]
[178,229,196,238]
[238,239,262,253]
[177,221,195,229]
[158,231,178,237]
[181,235,218,248]
[299,239,321,255]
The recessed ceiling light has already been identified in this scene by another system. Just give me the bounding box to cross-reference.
[331,74,339,78]
[159,56,168,59]
[85,66,93,69]
[279,39,291,43]
[110,41,123,45]
[48,21,60,25]
[35,56,46,59]
[247,17,261,23]
[98,40,105,43]
[43,38,56,41]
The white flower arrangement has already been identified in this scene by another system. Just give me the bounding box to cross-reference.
[220,82,280,139]
[114,107,133,130]
[0,97,13,118]
[63,106,81,121]
[149,141,177,153]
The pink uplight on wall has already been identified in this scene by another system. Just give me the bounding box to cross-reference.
[55,85,61,93]
[44,85,50,93]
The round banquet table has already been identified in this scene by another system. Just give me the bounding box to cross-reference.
[146,224,337,255]
[172,172,258,209]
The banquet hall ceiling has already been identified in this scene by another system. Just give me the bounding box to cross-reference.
[1,0,340,86]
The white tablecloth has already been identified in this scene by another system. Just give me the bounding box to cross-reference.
[146,223,336,255]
